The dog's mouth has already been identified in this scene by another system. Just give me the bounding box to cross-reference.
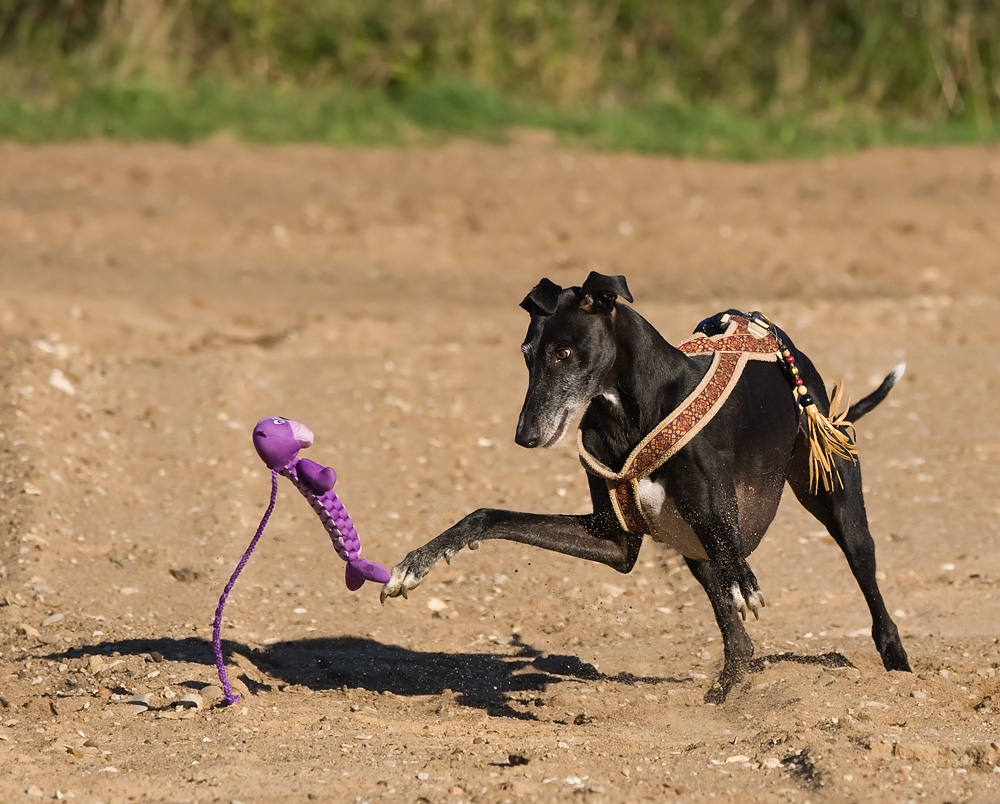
[539,409,572,448]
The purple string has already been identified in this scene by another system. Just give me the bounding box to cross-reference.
[212,468,278,705]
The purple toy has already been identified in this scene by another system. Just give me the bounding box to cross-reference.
[212,416,390,705]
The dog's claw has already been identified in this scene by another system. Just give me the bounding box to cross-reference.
[730,581,765,621]
[380,534,479,603]
[730,583,748,621]
[468,540,481,551]
[380,564,424,603]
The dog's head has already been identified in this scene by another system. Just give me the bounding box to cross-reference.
[515,272,633,448]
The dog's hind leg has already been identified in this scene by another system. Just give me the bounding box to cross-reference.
[685,556,756,704]
[787,436,910,673]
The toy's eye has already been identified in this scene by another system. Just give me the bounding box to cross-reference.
[555,348,572,361]
[272,418,286,425]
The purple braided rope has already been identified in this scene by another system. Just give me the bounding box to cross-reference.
[212,468,278,705]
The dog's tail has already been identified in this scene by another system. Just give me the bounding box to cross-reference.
[847,362,906,422]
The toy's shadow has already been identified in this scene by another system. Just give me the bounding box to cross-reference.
[51,634,689,720]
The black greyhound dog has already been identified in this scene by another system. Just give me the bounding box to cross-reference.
[381,272,910,702]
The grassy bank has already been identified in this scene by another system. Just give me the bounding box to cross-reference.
[3,79,999,159]
[1,0,998,158]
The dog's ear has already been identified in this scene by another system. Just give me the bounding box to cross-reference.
[520,278,563,316]
[580,271,633,312]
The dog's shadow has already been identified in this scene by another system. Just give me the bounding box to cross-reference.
[50,634,690,719]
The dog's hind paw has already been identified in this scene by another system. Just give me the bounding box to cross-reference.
[729,583,765,621]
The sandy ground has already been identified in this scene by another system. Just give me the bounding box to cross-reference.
[1,139,1000,803]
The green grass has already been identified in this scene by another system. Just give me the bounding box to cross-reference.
[2,78,998,160]
[2,0,998,158]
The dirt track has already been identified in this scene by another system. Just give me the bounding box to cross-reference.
[1,139,1000,803]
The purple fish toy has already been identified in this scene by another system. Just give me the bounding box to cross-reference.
[212,416,390,704]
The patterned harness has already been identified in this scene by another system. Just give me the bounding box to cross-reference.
[577,312,848,536]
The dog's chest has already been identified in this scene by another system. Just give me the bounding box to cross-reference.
[636,478,709,561]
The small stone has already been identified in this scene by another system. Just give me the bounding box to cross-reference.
[157,708,195,721]
[16,624,40,638]
[726,755,751,764]
[894,741,943,762]
[416,772,429,781]
[762,757,781,769]
[41,613,64,627]
[910,690,928,700]
[25,785,44,798]
[126,693,152,714]
[48,369,76,395]
[169,567,199,583]
[176,693,203,710]
[200,686,224,706]
[426,598,447,612]
[119,587,139,596]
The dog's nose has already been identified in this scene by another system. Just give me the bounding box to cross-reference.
[514,421,539,449]
[516,433,538,448]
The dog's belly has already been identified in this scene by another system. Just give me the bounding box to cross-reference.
[637,478,709,561]
[637,478,770,561]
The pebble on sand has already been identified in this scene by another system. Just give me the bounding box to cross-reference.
[176,692,204,710]
[127,693,152,714]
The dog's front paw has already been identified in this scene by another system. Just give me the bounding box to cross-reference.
[379,541,457,603]
[380,562,423,603]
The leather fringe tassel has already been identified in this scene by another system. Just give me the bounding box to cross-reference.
[805,383,858,493]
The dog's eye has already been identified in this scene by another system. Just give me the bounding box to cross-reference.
[555,348,572,361]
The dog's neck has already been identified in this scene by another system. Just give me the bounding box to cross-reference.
[582,305,698,469]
